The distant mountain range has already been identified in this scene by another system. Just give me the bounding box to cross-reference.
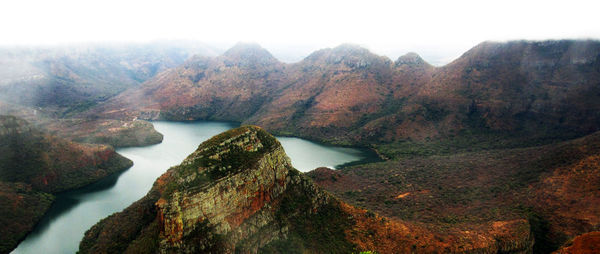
[1,39,599,253]
[0,41,220,117]
[90,40,600,148]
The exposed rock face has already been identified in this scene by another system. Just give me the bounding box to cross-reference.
[80,126,333,253]
[0,115,133,253]
[80,126,534,253]
[154,126,299,252]
[554,232,600,254]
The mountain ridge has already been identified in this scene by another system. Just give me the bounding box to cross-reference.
[89,39,600,148]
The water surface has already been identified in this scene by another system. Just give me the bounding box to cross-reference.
[12,121,374,253]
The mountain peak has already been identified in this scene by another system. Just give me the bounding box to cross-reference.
[177,125,282,183]
[395,52,429,67]
[303,43,391,69]
[222,42,279,66]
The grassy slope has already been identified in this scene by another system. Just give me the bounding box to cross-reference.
[308,131,600,252]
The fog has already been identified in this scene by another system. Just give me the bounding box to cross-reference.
[0,0,599,65]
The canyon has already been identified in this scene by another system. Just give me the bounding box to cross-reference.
[1,39,599,253]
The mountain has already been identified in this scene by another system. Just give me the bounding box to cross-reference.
[27,39,596,252]
[90,40,600,148]
[89,43,286,121]
[410,40,600,139]
[0,41,215,148]
[0,42,219,116]
[246,44,395,142]
[79,126,533,253]
[0,115,132,253]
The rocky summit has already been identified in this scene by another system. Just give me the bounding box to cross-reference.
[79,126,535,253]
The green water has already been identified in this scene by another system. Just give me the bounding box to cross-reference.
[12,121,375,253]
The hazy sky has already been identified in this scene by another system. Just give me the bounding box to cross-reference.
[1,0,599,65]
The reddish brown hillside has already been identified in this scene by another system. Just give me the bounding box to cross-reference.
[0,115,132,253]
[90,40,600,146]
[93,43,286,121]
[309,130,600,253]
[247,44,396,142]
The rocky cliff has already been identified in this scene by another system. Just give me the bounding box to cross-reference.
[0,115,133,253]
[79,126,533,253]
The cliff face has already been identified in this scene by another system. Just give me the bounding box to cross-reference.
[79,126,533,253]
[0,115,133,254]
[80,126,331,253]
[554,232,600,254]
[154,126,301,252]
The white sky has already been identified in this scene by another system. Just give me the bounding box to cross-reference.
[0,0,599,65]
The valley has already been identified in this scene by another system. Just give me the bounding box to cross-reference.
[11,121,374,253]
[1,39,599,253]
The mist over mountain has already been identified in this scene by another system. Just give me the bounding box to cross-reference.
[92,40,600,147]
[1,39,600,253]
[0,41,220,116]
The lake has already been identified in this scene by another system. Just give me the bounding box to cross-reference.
[12,121,376,254]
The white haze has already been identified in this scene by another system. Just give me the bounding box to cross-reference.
[0,0,599,65]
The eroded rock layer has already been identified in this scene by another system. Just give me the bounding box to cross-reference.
[79,126,534,253]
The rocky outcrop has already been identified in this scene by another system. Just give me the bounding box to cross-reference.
[554,232,600,254]
[154,126,300,252]
[80,126,535,253]
[80,126,333,253]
